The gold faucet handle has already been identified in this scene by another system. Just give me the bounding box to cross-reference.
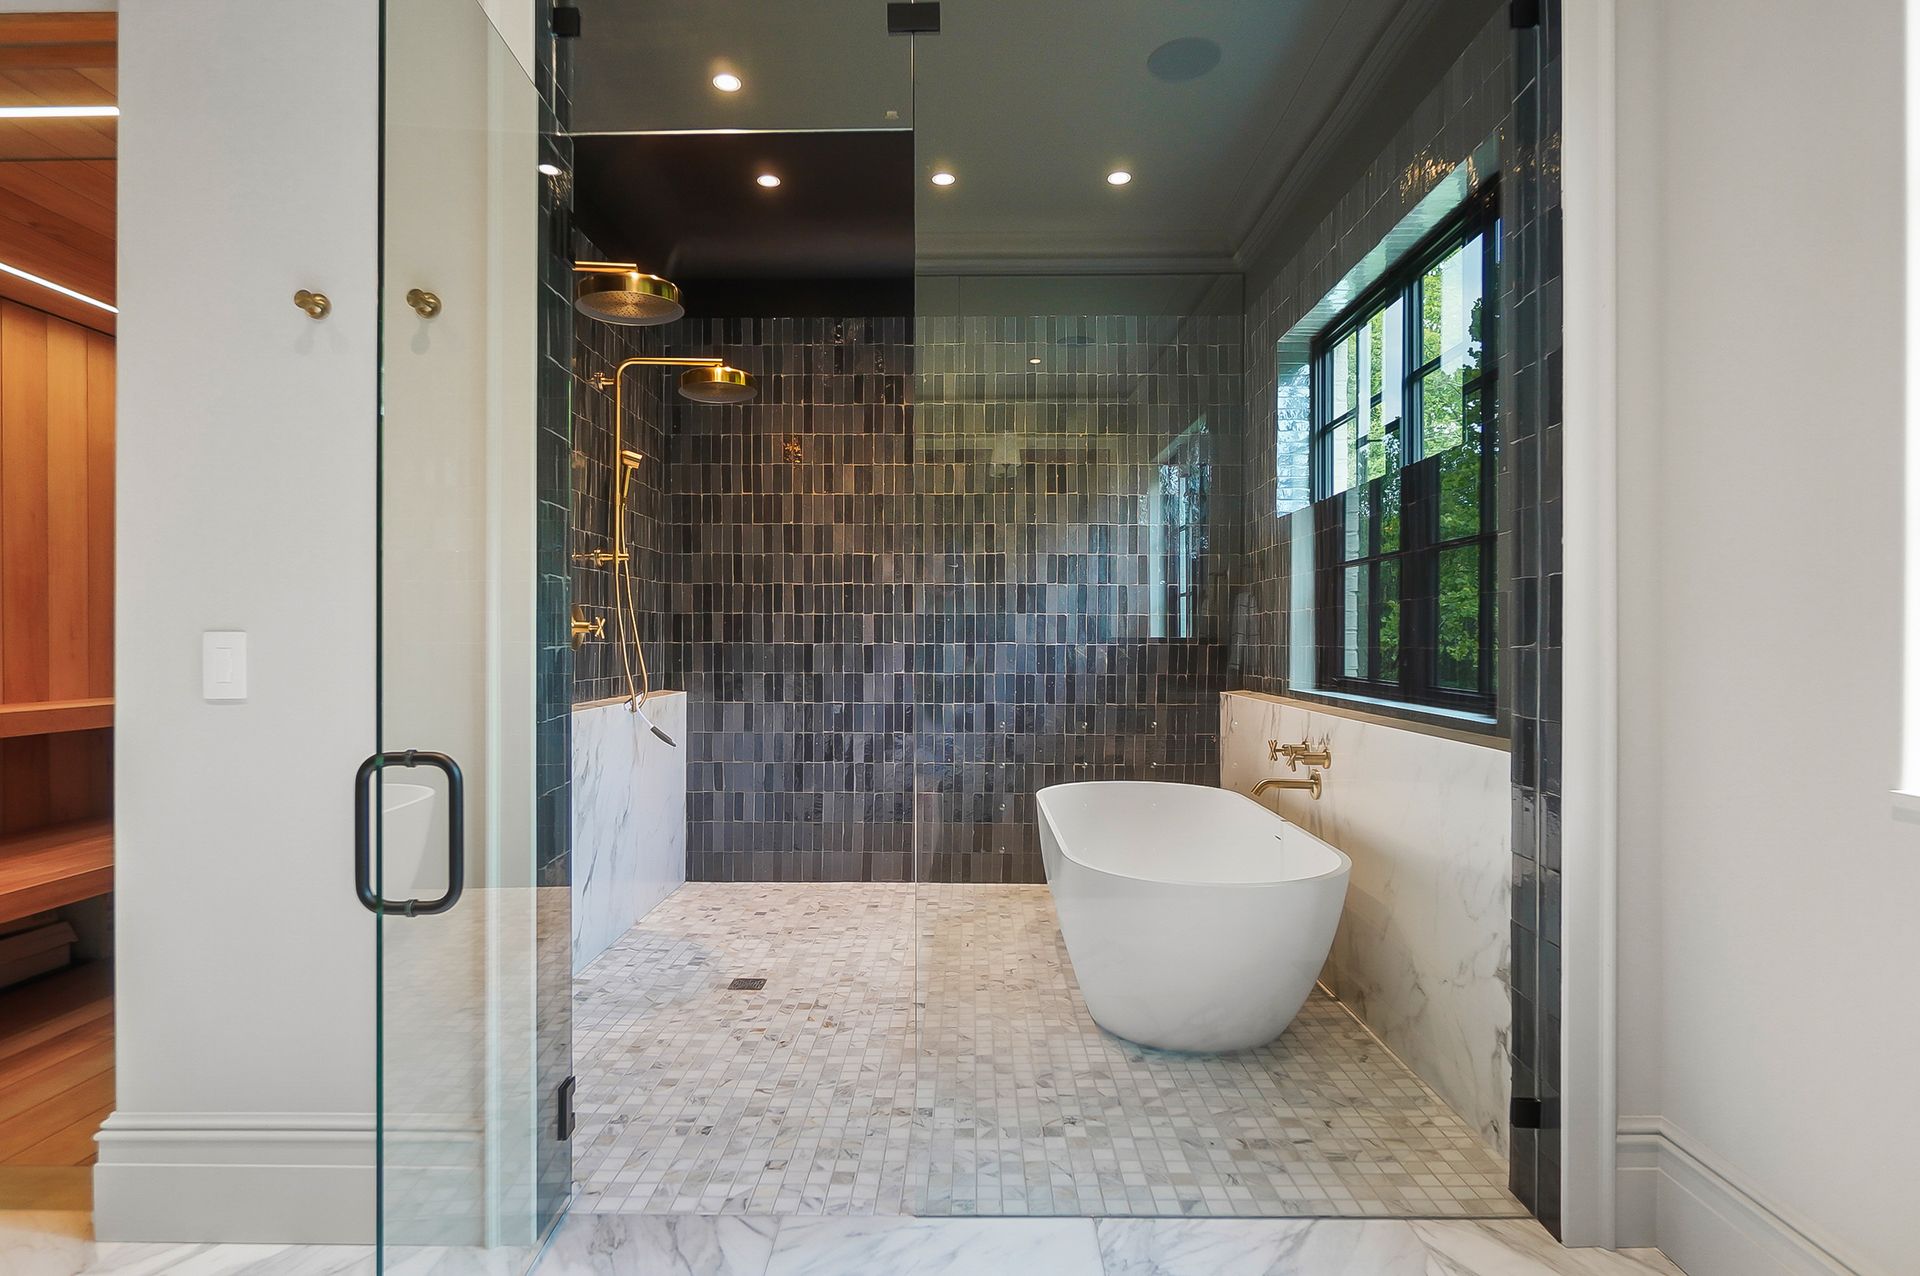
[1267,739,1282,762]
[569,604,606,650]
[1278,741,1332,771]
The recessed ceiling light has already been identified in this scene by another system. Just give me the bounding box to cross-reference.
[0,259,115,313]
[1028,357,1042,365]
[756,173,782,188]
[712,72,743,93]
[537,162,562,177]
[1106,169,1133,186]
[930,171,956,187]
[0,104,117,118]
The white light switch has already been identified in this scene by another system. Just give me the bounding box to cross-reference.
[203,631,248,701]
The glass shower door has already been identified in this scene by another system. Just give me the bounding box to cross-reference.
[368,0,551,1267]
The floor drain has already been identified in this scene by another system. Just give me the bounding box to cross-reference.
[728,977,766,990]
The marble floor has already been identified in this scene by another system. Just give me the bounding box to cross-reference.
[0,1210,1687,1275]
[572,883,1520,1218]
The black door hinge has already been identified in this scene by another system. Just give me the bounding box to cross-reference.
[557,1074,577,1139]
[551,5,582,38]
[1509,0,1541,29]
[887,3,940,34]
[1510,1096,1560,1129]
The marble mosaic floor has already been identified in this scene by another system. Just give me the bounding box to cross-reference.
[572,883,1522,1219]
[0,1210,1687,1275]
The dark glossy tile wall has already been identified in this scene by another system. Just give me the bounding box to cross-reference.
[1504,0,1564,1231]
[532,14,574,1236]
[670,317,916,883]
[911,313,1243,883]
[569,310,1242,884]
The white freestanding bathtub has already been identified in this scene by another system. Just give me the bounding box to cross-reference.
[1037,781,1351,1052]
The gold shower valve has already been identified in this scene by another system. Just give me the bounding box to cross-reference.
[570,604,606,649]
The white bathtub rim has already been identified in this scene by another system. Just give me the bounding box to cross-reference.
[1036,780,1352,889]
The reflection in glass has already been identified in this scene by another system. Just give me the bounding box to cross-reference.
[1151,420,1211,640]
[1419,234,1485,457]
[1437,542,1483,690]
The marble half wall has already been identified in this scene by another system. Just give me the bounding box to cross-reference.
[1221,691,1511,1156]
[572,692,686,973]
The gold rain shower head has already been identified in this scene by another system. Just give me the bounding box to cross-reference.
[572,261,684,325]
[677,364,756,405]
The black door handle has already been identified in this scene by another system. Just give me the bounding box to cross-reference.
[354,750,465,916]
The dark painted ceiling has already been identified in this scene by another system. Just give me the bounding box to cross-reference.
[572,131,913,286]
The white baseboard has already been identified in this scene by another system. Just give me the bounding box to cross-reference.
[93,1111,376,1244]
[1616,1118,1870,1275]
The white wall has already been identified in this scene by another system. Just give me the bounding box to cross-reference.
[103,0,379,1243]
[106,0,543,1246]
[1221,692,1511,1156]
[1612,1,1920,1272]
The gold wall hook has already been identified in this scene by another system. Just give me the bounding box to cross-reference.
[294,289,330,319]
[406,288,442,318]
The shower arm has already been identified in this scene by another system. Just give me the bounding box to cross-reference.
[591,354,727,534]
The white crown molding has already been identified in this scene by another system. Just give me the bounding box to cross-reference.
[1616,1118,1876,1276]
[914,229,1238,277]
[1230,0,1452,272]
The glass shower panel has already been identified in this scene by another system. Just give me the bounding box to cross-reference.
[904,1,1254,1220]
[908,273,1245,1217]
[374,0,547,1267]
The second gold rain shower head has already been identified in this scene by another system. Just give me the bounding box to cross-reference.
[676,363,756,406]
[587,358,758,406]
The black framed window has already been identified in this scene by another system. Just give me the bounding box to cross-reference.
[1309,188,1498,715]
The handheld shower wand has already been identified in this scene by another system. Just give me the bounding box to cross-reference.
[609,449,676,745]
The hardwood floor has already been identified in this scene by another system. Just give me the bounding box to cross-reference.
[0,961,110,1208]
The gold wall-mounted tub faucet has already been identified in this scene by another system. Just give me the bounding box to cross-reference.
[1244,767,1320,798]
